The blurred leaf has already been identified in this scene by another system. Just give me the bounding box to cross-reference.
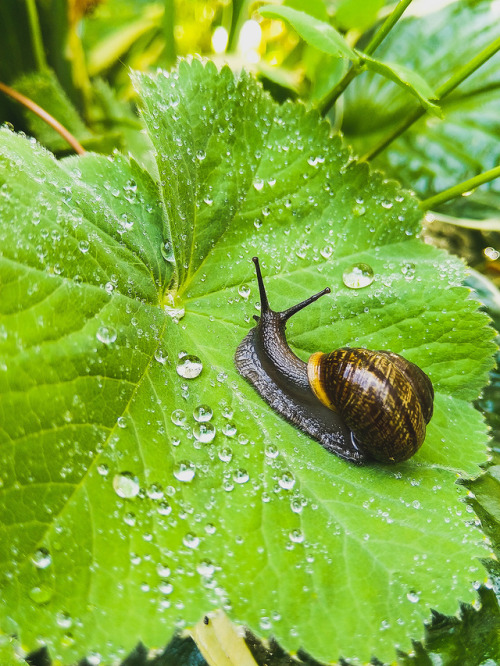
[259,5,359,61]
[359,53,440,114]
[342,0,500,218]
[87,4,163,76]
[284,0,329,22]
[12,68,92,152]
[334,0,384,32]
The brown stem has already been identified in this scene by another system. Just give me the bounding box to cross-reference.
[0,80,86,155]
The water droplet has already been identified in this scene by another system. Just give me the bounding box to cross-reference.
[158,580,174,595]
[407,591,420,603]
[193,405,213,422]
[97,464,109,476]
[222,422,237,437]
[147,483,164,500]
[163,294,185,322]
[56,611,73,629]
[157,563,171,577]
[238,284,251,299]
[197,560,215,577]
[174,461,196,482]
[289,529,304,543]
[154,349,168,364]
[353,204,366,217]
[253,178,264,191]
[176,355,203,379]
[193,422,216,444]
[221,406,233,419]
[160,240,175,263]
[171,409,187,427]
[78,240,90,253]
[264,443,279,459]
[279,471,295,490]
[233,469,249,484]
[29,585,53,605]
[113,472,140,498]
[320,245,333,260]
[124,511,136,526]
[116,416,127,428]
[96,325,117,344]
[401,262,416,281]
[196,150,206,161]
[183,532,200,549]
[342,263,374,289]
[157,500,172,516]
[31,547,51,569]
[218,446,233,463]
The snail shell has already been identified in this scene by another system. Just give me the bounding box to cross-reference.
[308,348,434,462]
[235,257,434,464]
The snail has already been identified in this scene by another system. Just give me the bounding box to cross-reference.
[234,257,434,464]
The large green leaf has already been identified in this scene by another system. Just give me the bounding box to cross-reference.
[342,0,500,217]
[0,61,496,664]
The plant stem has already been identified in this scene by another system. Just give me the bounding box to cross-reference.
[0,81,86,155]
[25,0,47,71]
[419,166,500,210]
[362,34,500,161]
[319,0,414,116]
[363,0,415,55]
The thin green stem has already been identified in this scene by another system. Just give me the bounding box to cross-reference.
[419,166,500,210]
[25,0,47,70]
[319,0,414,116]
[363,34,500,161]
[363,0,414,55]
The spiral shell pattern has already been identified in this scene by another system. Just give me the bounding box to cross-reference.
[307,348,434,463]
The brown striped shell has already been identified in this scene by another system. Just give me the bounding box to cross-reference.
[307,348,434,463]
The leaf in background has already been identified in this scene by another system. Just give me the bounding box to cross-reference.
[284,0,329,22]
[259,5,359,61]
[342,0,500,218]
[12,69,94,153]
[359,53,440,115]
[0,61,496,664]
[334,0,384,32]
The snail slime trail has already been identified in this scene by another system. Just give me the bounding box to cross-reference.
[234,257,434,464]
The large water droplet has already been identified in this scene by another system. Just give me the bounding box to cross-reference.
[233,469,249,484]
[193,405,213,422]
[342,263,374,289]
[174,461,196,482]
[193,423,216,443]
[96,325,117,344]
[183,532,200,549]
[218,446,233,463]
[279,471,295,490]
[113,472,140,498]
[171,409,187,427]
[176,354,203,379]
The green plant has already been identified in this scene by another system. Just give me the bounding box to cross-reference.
[0,1,499,665]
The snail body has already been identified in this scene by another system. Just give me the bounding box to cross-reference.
[234,257,434,464]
